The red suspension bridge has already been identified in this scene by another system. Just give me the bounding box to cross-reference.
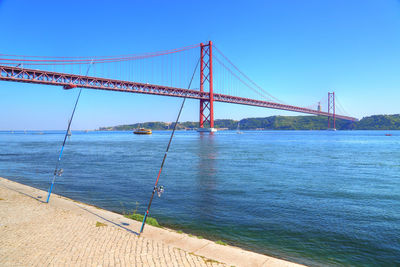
[0,41,357,128]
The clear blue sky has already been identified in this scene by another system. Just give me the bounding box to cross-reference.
[0,0,399,130]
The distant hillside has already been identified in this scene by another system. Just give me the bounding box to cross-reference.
[356,114,400,130]
[98,114,400,131]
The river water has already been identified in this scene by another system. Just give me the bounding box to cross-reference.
[0,130,399,266]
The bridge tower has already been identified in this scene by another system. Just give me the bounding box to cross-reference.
[328,92,336,129]
[199,41,214,130]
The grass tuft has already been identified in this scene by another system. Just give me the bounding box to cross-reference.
[215,240,227,246]
[96,221,107,227]
[177,230,183,234]
[197,236,204,239]
[124,213,160,228]
[122,202,161,228]
[0,198,4,201]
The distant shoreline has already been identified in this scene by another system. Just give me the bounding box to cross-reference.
[98,114,400,131]
[2,114,399,132]
[1,129,399,133]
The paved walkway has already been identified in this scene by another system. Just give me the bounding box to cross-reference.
[0,178,305,267]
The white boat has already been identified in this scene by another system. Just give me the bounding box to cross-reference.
[237,122,243,134]
[197,128,217,133]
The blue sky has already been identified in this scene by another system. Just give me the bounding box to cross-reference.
[0,0,399,130]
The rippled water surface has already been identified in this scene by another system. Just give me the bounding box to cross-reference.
[0,130,399,266]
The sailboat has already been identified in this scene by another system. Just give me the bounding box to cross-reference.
[237,122,243,134]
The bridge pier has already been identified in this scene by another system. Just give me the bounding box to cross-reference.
[199,41,215,131]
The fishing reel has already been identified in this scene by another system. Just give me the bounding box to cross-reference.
[155,185,165,197]
[54,168,64,176]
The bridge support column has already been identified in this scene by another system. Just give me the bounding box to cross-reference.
[199,41,214,130]
[328,92,335,129]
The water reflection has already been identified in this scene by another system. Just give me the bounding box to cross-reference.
[196,133,218,217]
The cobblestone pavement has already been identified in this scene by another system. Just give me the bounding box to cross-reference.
[0,186,225,267]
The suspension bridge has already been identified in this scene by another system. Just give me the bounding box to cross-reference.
[0,41,357,129]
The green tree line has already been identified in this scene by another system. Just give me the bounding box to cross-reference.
[98,114,400,131]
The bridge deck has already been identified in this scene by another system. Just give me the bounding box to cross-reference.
[0,65,357,121]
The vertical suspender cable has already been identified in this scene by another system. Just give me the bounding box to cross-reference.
[46,60,94,203]
[139,57,200,234]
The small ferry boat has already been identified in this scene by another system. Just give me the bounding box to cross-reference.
[134,128,152,135]
[385,133,392,136]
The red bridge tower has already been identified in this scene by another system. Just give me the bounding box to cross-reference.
[199,41,214,129]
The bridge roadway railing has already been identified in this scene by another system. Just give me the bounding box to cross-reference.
[0,65,357,122]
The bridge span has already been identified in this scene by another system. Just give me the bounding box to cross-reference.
[0,64,357,122]
[0,41,358,127]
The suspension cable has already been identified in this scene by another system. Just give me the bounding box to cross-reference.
[213,45,285,104]
[0,44,200,66]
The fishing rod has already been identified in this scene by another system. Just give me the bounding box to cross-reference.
[139,58,200,234]
[46,60,93,203]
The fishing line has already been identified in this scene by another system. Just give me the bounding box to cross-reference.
[139,57,200,234]
[46,60,94,203]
